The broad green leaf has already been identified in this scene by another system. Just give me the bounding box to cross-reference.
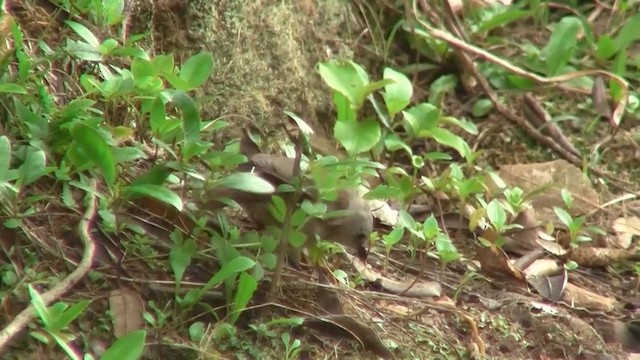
[0,83,27,94]
[334,117,381,155]
[486,199,506,230]
[130,165,172,187]
[123,184,183,211]
[65,21,100,48]
[179,51,214,88]
[596,35,617,60]
[289,229,307,248]
[539,16,582,76]
[100,330,146,360]
[318,61,368,108]
[402,103,441,136]
[71,123,117,187]
[383,227,404,247]
[152,54,175,76]
[435,234,460,263]
[382,67,412,117]
[218,172,275,194]
[17,147,47,187]
[422,215,440,239]
[441,116,478,135]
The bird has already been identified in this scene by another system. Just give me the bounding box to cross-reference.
[202,129,373,267]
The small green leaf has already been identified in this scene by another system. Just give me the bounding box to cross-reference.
[424,128,471,159]
[203,256,256,291]
[422,215,440,239]
[435,234,460,263]
[170,237,197,285]
[48,300,91,333]
[382,67,413,117]
[402,103,441,136]
[477,9,530,33]
[29,285,51,328]
[179,51,214,89]
[382,227,404,247]
[99,330,146,360]
[471,98,494,117]
[289,229,307,248]
[65,21,100,48]
[268,195,286,223]
[554,207,573,228]
[70,123,117,187]
[334,117,381,155]
[614,13,640,50]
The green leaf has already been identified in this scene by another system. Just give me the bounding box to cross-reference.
[130,165,172,187]
[435,234,459,263]
[171,91,200,145]
[477,9,530,33]
[70,123,117,187]
[382,227,404,247]
[179,51,214,89]
[486,199,506,230]
[217,172,275,194]
[65,21,100,48]
[231,272,258,324]
[402,103,441,136]
[382,67,413,117]
[441,116,478,135]
[471,98,494,117]
[49,300,91,333]
[99,330,146,360]
[0,136,11,180]
[268,195,286,223]
[553,207,573,228]
[596,35,617,60]
[17,147,48,187]
[289,229,307,248]
[170,237,197,285]
[422,215,440,239]
[123,184,183,211]
[334,117,381,155]
[0,83,27,94]
[203,256,256,292]
[428,74,457,105]
[423,128,471,159]
[614,13,640,50]
[29,285,51,328]
[539,16,582,76]
[318,61,368,108]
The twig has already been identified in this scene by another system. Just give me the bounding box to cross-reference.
[0,180,98,353]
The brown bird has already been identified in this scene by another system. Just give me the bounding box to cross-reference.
[203,130,372,267]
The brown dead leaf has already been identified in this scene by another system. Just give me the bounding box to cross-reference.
[612,216,640,249]
[503,208,540,255]
[476,244,527,284]
[109,288,144,337]
[487,160,600,223]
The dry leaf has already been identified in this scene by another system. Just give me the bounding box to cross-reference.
[109,288,144,338]
[612,216,640,249]
[487,160,600,223]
